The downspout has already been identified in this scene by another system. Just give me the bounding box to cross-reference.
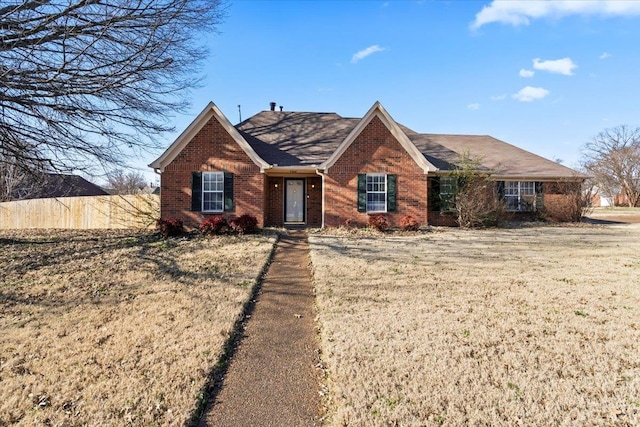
[315,169,326,228]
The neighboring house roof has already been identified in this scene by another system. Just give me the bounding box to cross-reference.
[150,101,586,180]
[14,173,109,199]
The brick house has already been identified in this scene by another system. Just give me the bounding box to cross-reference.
[149,101,586,228]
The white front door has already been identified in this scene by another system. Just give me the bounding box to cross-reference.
[285,179,304,223]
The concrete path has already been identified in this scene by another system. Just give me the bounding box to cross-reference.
[198,231,322,427]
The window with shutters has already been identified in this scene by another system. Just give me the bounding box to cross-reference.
[366,174,387,212]
[202,172,224,212]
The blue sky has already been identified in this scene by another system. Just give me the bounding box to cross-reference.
[139,0,640,183]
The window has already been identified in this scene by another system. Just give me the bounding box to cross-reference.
[357,174,397,213]
[202,172,224,212]
[504,181,536,211]
[366,174,387,212]
[439,176,458,211]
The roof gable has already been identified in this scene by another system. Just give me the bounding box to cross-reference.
[149,102,270,172]
[320,102,437,173]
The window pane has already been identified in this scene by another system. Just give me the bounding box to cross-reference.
[202,172,224,211]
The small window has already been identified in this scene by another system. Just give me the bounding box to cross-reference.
[366,174,387,212]
[202,172,224,212]
[504,181,535,211]
[439,176,458,211]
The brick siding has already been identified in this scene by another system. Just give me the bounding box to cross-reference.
[161,115,264,229]
[324,115,427,228]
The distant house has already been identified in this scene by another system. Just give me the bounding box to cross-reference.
[149,101,586,228]
[13,173,108,200]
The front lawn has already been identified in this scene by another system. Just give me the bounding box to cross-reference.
[310,224,640,426]
[0,230,275,426]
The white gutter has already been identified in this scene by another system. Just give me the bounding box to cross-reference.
[315,169,326,228]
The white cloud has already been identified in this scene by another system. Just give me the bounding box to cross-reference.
[512,86,550,102]
[467,103,480,110]
[351,45,386,64]
[600,52,612,59]
[491,94,507,101]
[519,69,535,78]
[533,57,577,76]
[471,0,640,30]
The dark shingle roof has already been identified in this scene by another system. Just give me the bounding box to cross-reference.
[14,173,109,200]
[236,110,584,179]
[236,111,359,166]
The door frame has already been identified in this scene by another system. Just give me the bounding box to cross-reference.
[284,178,306,224]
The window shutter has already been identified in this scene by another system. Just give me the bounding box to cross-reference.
[497,181,505,200]
[357,174,367,212]
[191,172,202,211]
[429,177,441,211]
[535,181,544,211]
[387,174,397,212]
[224,172,234,212]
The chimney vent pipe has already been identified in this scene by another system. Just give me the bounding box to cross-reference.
[279,106,283,112]
[269,102,276,111]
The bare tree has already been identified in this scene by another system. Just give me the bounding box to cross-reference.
[1,0,224,174]
[107,168,148,194]
[582,125,640,207]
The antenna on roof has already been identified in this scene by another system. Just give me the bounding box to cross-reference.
[237,105,242,123]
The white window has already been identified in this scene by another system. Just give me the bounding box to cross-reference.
[366,174,387,212]
[440,176,458,211]
[202,172,224,212]
[504,181,535,211]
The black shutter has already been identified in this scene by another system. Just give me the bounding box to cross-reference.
[429,177,441,212]
[387,174,397,212]
[535,181,544,211]
[357,174,367,212]
[191,172,202,211]
[497,181,505,199]
[224,172,234,212]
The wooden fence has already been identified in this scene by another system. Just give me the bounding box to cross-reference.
[0,194,160,230]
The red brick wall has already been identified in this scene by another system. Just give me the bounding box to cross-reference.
[542,181,582,222]
[265,177,284,227]
[306,177,322,227]
[161,115,264,229]
[324,115,427,228]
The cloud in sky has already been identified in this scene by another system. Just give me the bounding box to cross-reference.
[519,69,535,78]
[600,52,612,59]
[491,94,507,101]
[351,45,386,64]
[471,0,640,30]
[512,86,550,102]
[533,57,577,76]
[467,103,480,110]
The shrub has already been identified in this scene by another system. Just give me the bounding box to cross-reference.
[199,216,230,235]
[368,214,389,232]
[156,217,184,238]
[400,215,420,231]
[230,214,258,234]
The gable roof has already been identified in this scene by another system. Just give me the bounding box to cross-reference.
[149,102,270,172]
[151,101,586,180]
[321,102,436,173]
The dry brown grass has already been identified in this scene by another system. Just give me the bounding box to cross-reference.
[310,224,640,426]
[0,230,275,426]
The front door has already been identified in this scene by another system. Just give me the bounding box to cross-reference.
[285,179,305,223]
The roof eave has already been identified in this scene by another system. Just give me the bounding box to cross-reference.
[149,102,270,172]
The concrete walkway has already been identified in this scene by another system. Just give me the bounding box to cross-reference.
[198,231,322,427]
